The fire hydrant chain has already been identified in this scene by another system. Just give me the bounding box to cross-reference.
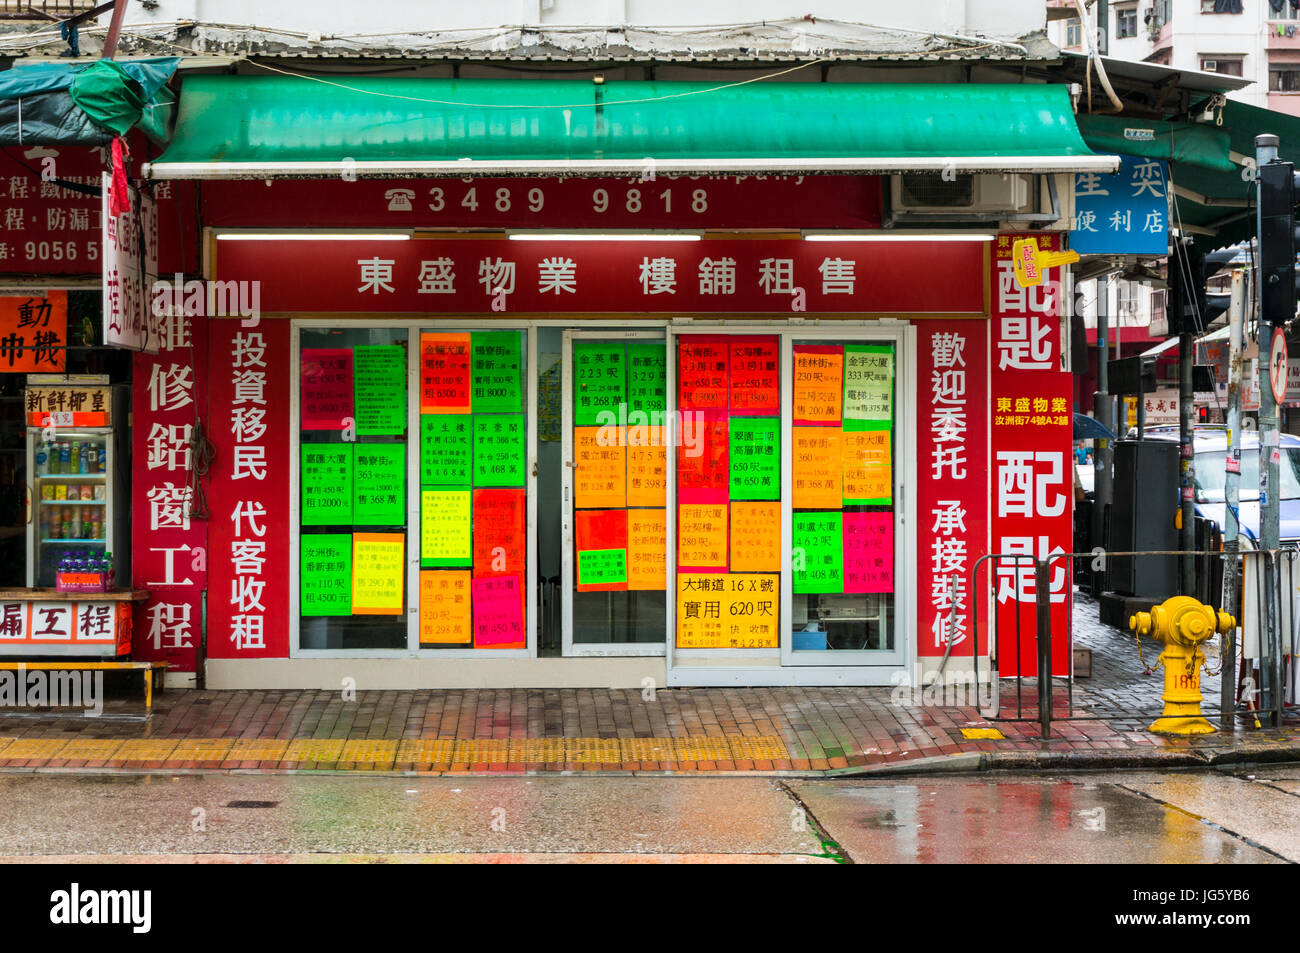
[1130,597,1236,735]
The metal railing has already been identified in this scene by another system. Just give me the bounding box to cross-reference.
[0,1,97,19]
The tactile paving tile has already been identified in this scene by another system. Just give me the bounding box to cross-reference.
[0,738,15,756]
[222,739,289,762]
[673,736,732,762]
[565,738,622,763]
[168,739,234,762]
[452,739,512,763]
[0,738,72,760]
[619,737,676,762]
[513,738,564,762]
[56,739,125,760]
[282,739,346,763]
[726,735,789,761]
[338,740,398,764]
[959,727,1006,740]
[394,739,455,765]
[107,739,176,761]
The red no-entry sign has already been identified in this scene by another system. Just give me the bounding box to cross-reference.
[1271,327,1289,406]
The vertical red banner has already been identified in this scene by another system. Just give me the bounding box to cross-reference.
[915,321,989,658]
[990,233,1072,677]
[206,319,291,659]
[131,311,207,672]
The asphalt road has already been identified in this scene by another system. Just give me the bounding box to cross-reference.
[0,766,1295,863]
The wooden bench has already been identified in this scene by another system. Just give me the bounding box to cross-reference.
[0,661,168,710]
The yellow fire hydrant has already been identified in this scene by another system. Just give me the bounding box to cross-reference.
[1129,597,1235,735]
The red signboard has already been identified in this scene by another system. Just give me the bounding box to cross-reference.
[201,175,882,231]
[214,237,986,315]
[0,291,66,371]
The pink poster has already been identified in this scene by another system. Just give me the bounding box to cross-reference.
[471,574,525,648]
[301,348,353,431]
[843,512,894,593]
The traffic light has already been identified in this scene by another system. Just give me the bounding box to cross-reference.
[1167,242,1235,335]
[1258,157,1300,329]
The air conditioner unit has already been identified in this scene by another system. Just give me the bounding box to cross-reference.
[890,173,1034,215]
[1203,60,1218,72]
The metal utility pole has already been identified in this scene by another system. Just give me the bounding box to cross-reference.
[102,1,130,59]
[1178,319,1196,595]
[1221,269,1246,729]
[1093,276,1115,561]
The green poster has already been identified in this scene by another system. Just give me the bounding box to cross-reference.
[843,344,893,424]
[793,512,844,594]
[301,444,353,525]
[301,533,352,616]
[420,415,472,485]
[728,417,781,501]
[471,331,523,413]
[573,341,626,427]
[627,342,667,415]
[472,414,526,486]
[578,548,628,586]
[353,345,407,435]
[353,444,406,525]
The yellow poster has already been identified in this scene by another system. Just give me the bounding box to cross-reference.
[677,503,728,568]
[730,502,781,572]
[574,426,626,509]
[352,532,405,615]
[675,573,779,648]
[626,426,666,507]
[792,426,843,509]
[843,430,892,502]
[793,349,844,423]
[627,508,668,591]
[421,489,472,564]
[419,570,472,643]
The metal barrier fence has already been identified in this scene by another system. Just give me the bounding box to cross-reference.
[968,547,1299,738]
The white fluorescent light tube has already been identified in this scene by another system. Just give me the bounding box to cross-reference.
[215,232,411,241]
[803,231,996,242]
[508,232,702,241]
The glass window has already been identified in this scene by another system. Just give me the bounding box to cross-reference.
[570,338,668,644]
[1066,17,1082,46]
[1201,56,1244,76]
[674,334,781,649]
[1194,448,1300,502]
[298,328,409,650]
[1271,66,1300,91]
[1117,6,1138,37]
[790,341,896,652]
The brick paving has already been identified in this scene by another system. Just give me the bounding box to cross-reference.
[0,590,1295,774]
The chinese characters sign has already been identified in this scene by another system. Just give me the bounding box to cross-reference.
[0,292,65,372]
[1070,155,1169,255]
[102,171,161,352]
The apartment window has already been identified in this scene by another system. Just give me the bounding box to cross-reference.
[1117,5,1138,38]
[1272,64,1300,91]
[1201,55,1244,76]
[1066,17,1082,46]
[1271,0,1300,21]
[1201,0,1243,12]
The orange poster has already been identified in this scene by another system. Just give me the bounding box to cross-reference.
[419,570,472,643]
[730,502,781,572]
[792,427,843,509]
[419,331,471,414]
[626,426,666,507]
[676,573,779,648]
[0,292,66,373]
[793,347,843,424]
[574,426,626,509]
[352,532,405,615]
[627,508,668,590]
[843,429,892,503]
[677,503,728,569]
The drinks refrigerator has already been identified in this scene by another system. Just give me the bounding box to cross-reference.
[25,387,130,588]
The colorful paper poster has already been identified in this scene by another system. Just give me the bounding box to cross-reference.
[843,345,893,423]
[353,445,405,526]
[626,429,666,507]
[728,417,780,501]
[792,427,843,510]
[793,512,844,594]
[420,332,471,414]
[677,337,729,410]
[420,415,472,485]
[576,508,628,592]
[472,414,526,486]
[729,338,780,414]
[353,345,407,435]
[627,508,668,591]
[793,345,844,424]
[676,417,728,500]
[301,533,352,616]
[843,511,894,593]
[473,488,526,579]
[0,292,66,372]
[351,532,405,614]
[419,570,472,644]
[301,444,353,525]
[627,342,667,413]
[843,429,892,504]
[676,573,779,648]
[574,426,626,509]
[677,503,728,569]
[421,489,472,566]
[301,348,354,431]
[471,330,523,413]
[472,574,525,647]
[573,341,626,426]
[730,502,781,572]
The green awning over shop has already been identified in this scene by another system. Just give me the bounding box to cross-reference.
[144,76,1115,178]
[1076,114,1237,174]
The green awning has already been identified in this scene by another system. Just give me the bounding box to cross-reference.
[1076,114,1237,173]
[143,76,1115,179]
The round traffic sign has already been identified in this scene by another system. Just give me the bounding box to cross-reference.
[1271,327,1289,406]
